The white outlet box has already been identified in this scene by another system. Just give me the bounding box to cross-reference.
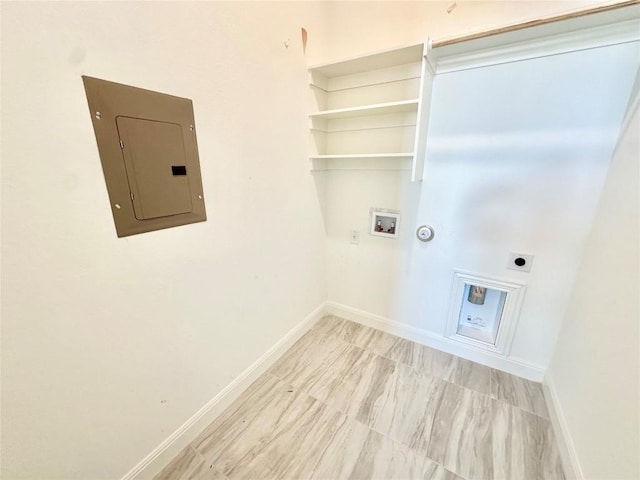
[507,252,534,272]
[370,210,400,239]
[350,230,360,245]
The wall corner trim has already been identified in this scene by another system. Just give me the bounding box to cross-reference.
[543,373,585,480]
[120,302,327,480]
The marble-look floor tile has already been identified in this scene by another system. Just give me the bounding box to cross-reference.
[268,329,351,389]
[385,336,430,369]
[191,374,284,454]
[193,375,316,473]
[312,426,427,480]
[426,382,494,480]
[306,342,397,420]
[386,338,453,378]
[153,446,226,480]
[313,315,363,342]
[226,392,350,480]
[492,401,565,480]
[300,403,464,480]
[360,362,446,454]
[307,416,372,480]
[491,369,549,418]
[387,338,493,395]
[350,324,398,358]
[423,458,466,480]
[446,357,493,396]
[349,429,427,480]
[267,329,321,377]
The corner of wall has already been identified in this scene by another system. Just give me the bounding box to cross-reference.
[121,302,327,480]
[543,372,583,480]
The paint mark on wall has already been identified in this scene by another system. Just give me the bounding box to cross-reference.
[301,27,308,54]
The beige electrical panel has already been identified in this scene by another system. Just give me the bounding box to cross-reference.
[83,76,206,237]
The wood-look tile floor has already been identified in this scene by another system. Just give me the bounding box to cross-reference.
[154,316,564,480]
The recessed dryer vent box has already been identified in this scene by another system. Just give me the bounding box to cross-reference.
[83,76,206,237]
[446,271,526,356]
[370,210,400,238]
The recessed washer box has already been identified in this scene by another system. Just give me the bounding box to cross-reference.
[370,210,400,239]
[83,76,206,237]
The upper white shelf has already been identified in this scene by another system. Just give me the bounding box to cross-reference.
[309,99,419,120]
[309,44,425,77]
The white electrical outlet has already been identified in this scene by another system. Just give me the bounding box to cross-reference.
[350,230,360,245]
[507,252,534,272]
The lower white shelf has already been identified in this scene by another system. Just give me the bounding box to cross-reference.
[310,154,413,172]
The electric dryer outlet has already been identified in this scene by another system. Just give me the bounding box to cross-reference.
[507,252,534,272]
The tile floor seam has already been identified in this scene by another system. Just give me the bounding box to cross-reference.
[303,394,385,480]
[318,319,551,421]
[313,325,546,421]
[287,374,467,480]
[493,396,550,421]
[309,390,469,480]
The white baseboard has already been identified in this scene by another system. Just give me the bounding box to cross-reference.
[326,301,546,382]
[543,373,583,480]
[120,303,326,480]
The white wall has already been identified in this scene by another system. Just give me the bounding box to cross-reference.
[322,1,639,374]
[545,71,639,480]
[1,2,636,478]
[325,0,607,59]
[1,2,328,479]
